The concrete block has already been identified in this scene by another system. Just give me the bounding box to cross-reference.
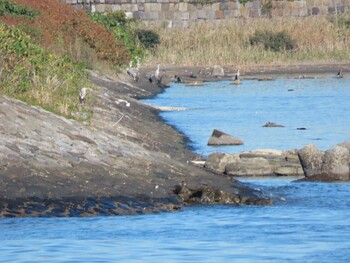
[179,2,188,12]
[215,10,224,18]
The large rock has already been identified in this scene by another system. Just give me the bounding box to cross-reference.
[321,146,349,181]
[205,153,240,173]
[206,149,304,177]
[207,129,244,146]
[262,121,284,127]
[298,144,324,177]
[158,75,172,88]
[298,143,350,181]
[211,65,225,77]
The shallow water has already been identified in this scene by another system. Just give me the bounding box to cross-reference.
[143,77,350,155]
[1,77,350,262]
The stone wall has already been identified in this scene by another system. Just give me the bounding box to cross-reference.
[61,0,350,27]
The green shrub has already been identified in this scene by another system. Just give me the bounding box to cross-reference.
[0,0,40,18]
[250,30,294,52]
[90,12,146,61]
[0,23,91,121]
[136,29,160,49]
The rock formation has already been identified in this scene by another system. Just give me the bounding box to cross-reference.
[207,129,244,146]
[205,149,303,177]
[298,143,350,181]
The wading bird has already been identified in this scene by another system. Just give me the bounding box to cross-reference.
[79,87,87,103]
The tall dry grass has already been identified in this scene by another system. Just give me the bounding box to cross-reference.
[146,16,350,67]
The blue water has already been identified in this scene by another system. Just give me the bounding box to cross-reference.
[1,77,350,262]
[143,77,350,155]
[1,178,350,262]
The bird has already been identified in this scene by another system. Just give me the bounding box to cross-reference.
[115,99,130,107]
[149,64,160,83]
[126,60,139,81]
[136,57,141,70]
[234,69,240,80]
[79,87,87,103]
[232,69,240,85]
[337,69,344,78]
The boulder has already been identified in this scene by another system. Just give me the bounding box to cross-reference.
[298,144,324,177]
[225,157,272,176]
[321,146,349,181]
[211,65,225,77]
[205,153,240,173]
[158,75,172,88]
[205,149,304,177]
[262,121,285,127]
[298,143,350,181]
[207,129,244,146]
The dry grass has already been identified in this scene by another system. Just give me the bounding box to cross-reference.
[146,16,350,67]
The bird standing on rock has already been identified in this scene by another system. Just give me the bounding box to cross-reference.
[126,59,140,81]
[232,69,240,85]
[149,64,160,83]
[337,69,344,78]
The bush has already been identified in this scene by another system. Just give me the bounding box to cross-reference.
[0,0,40,18]
[137,29,160,49]
[0,23,91,121]
[89,12,143,59]
[250,30,294,52]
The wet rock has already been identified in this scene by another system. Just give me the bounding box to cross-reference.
[207,129,244,146]
[262,122,285,127]
[173,182,271,206]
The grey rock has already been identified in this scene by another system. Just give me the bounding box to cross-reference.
[298,144,324,177]
[211,65,225,77]
[262,121,285,127]
[321,146,349,181]
[205,153,240,173]
[158,75,172,88]
[207,129,244,146]
[206,149,303,177]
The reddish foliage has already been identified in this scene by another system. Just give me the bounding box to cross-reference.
[6,0,129,65]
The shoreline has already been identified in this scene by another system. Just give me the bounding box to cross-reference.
[1,62,348,218]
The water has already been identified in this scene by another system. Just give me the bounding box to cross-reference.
[1,77,350,262]
[142,77,350,155]
[1,178,350,262]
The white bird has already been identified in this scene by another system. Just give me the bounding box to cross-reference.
[155,64,160,78]
[79,87,87,103]
[149,64,160,83]
[126,60,139,81]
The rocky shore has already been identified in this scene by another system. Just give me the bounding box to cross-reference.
[1,62,349,217]
[0,66,268,218]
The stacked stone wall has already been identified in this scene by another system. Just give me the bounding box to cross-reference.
[61,0,350,27]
